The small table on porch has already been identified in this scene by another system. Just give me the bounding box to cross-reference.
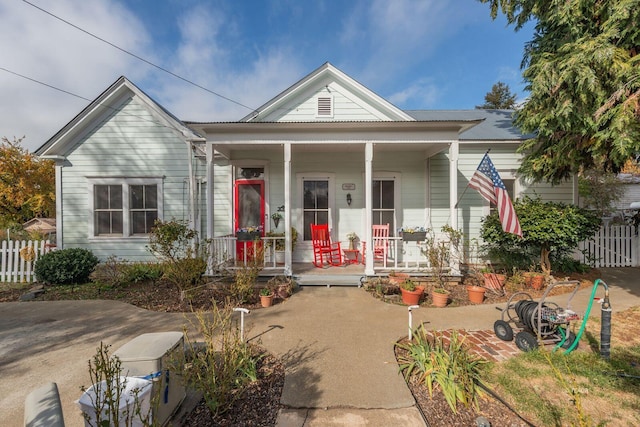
[343,248,361,265]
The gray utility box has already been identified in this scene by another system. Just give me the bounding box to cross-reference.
[113,332,186,426]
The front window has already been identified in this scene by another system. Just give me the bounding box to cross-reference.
[303,180,329,240]
[89,178,162,238]
[373,179,395,235]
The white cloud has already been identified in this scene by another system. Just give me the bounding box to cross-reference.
[0,0,153,150]
[387,79,439,108]
[339,0,454,85]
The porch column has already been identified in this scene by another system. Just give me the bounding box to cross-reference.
[206,143,214,240]
[284,142,292,276]
[365,142,374,276]
[449,141,460,275]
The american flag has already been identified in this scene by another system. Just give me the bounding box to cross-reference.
[469,153,522,237]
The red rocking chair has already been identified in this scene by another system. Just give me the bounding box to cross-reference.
[310,224,342,267]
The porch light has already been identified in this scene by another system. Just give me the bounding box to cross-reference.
[346,193,352,206]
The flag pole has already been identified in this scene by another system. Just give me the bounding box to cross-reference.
[454,148,491,209]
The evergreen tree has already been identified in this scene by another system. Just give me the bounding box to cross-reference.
[476,81,517,109]
[481,0,640,184]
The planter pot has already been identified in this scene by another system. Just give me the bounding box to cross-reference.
[274,251,285,264]
[236,231,261,242]
[483,273,506,290]
[389,272,410,286]
[466,285,486,304]
[401,232,427,242]
[400,287,423,305]
[431,290,449,307]
[525,273,545,290]
[260,294,274,308]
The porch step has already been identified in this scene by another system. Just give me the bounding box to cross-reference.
[294,274,366,287]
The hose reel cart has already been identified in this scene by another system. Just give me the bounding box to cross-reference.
[494,280,581,352]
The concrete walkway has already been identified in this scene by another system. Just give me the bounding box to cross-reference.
[1,268,639,427]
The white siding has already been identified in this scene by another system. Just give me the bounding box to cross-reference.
[61,97,194,261]
[263,79,398,122]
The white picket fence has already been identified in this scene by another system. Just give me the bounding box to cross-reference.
[577,225,638,268]
[0,240,53,283]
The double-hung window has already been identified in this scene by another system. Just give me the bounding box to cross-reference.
[89,178,162,238]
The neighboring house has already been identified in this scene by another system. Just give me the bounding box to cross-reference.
[36,63,575,276]
[22,218,56,236]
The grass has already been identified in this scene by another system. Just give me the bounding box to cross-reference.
[485,306,640,426]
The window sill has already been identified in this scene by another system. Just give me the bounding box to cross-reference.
[89,236,150,243]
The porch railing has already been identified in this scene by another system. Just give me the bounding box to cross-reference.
[208,234,462,274]
[208,236,286,273]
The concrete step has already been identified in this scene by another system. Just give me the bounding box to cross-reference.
[294,274,365,287]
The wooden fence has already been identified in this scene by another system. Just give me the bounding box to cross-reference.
[577,225,638,268]
[0,240,52,283]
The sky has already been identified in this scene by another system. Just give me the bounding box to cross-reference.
[0,0,535,152]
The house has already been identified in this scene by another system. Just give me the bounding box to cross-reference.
[36,63,576,276]
[22,218,56,236]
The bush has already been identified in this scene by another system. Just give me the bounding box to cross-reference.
[35,248,99,285]
[122,262,163,284]
[91,257,163,288]
[481,196,601,274]
[396,326,487,414]
[162,257,207,298]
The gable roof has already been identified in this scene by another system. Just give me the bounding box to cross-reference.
[35,77,202,158]
[407,109,532,140]
[241,62,414,122]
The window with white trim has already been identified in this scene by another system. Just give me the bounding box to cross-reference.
[89,178,162,238]
[372,179,396,235]
[303,180,329,240]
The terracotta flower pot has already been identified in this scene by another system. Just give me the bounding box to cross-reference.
[525,273,545,290]
[400,287,423,305]
[260,294,274,308]
[483,273,506,290]
[431,290,449,308]
[467,285,486,304]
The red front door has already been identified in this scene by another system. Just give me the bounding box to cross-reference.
[234,180,265,260]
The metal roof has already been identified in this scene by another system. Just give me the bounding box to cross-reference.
[406,109,533,140]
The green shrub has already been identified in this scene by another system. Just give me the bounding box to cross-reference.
[35,248,99,285]
[91,257,164,288]
[162,257,207,297]
[148,219,197,262]
[122,262,163,284]
[481,196,601,274]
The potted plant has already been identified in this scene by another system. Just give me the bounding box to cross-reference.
[265,227,298,264]
[236,225,263,241]
[523,265,546,290]
[431,286,450,307]
[260,287,274,307]
[398,226,428,242]
[400,279,423,305]
[346,231,358,250]
[466,284,486,304]
[271,212,283,229]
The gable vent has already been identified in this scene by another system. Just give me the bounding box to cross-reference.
[317,96,333,117]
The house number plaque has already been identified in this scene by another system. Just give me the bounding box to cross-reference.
[342,183,356,190]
